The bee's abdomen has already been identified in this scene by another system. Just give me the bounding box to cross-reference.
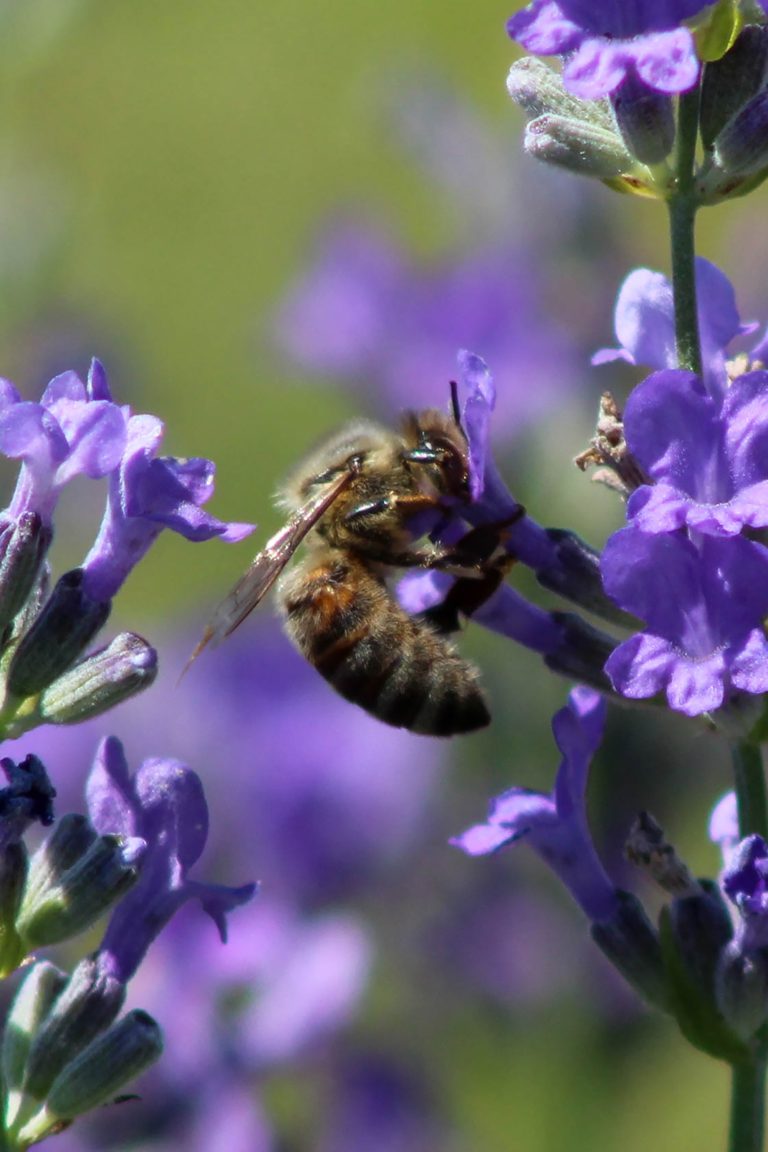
[278,555,490,737]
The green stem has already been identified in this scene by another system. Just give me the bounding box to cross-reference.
[730,1058,767,1152]
[667,85,702,375]
[729,741,768,1152]
[733,741,768,842]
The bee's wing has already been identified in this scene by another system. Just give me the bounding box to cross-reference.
[183,469,354,672]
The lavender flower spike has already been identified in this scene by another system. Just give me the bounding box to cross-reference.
[82,412,253,601]
[85,737,256,984]
[452,687,619,924]
[508,1,708,100]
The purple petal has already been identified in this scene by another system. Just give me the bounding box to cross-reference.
[709,792,739,865]
[86,736,137,839]
[456,349,494,501]
[450,823,518,856]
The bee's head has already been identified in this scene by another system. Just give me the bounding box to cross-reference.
[402,405,470,502]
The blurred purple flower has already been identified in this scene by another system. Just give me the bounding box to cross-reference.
[13,620,444,906]
[318,1052,448,1152]
[452,687,619,923]
[273,219,576,440]
[86,736,256,984]
[710,792,739,869]
[508,0,707,98]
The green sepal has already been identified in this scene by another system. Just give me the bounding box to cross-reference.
[659,902,751,1063]
[694,0,743,62]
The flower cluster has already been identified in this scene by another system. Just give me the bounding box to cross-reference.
[0,361,256,1148]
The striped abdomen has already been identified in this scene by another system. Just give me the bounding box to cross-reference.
[277,552,490,736]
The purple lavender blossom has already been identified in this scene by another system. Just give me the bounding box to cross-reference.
[0,363,126,528]
[722,835,768,951]
[622,368,768,535]
[85,736,255,984]
[602,530,768,714]
[452,687,620,923]
[508,1,707,98]
[593,258,756,400]
[82,411,252,602]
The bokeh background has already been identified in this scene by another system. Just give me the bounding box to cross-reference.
[2,1,766,1148]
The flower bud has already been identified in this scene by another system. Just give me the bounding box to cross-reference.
[45,1009,163,1118]
[7,569,110,698]
[700,24,768,149]
[611,76,675,164]
[543,612,615,693]
[523,114,637,181]
[39,633,158,725]
[537,529,634,627]
[660,880,748,1061]
[0,513,51,638]
[0,755,56,849]
[17,830,145,949]
[3,961,67,1131]
[716,940,768,1040]
[24,955,126,1099]
[507,57,615,129]
[0,843,29,977]
[713,90,768,178]
[668,880,734,992]
[591,890,669,1011]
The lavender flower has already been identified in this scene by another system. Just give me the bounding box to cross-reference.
[86,736,255,985]
[452,687,618,922]
[507,1,709,99]
[596,260,768,716]
[593,258,757,400]
[81,409,252,603]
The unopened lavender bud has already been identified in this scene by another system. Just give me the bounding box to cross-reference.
[667,881,734,993]
[7,569,110,698]
[0,755,56,849]
[659,881,748,1061]
[23,815,97,908]
[0,513,51,638]
[701,24,768,149]
[544,612,614,693]
[716,941,768,1040]
[3,961,67,1131]
[524,114,636,181]
[17,832,145,948]
[0,843,29,976]
[40,633,158,725]
[591,891,669,1011]
[713,90,768,178]
[537,529,633,627]
[24,955,126,1099]
[507,58,615,129]
[611,76,675,164]
[45,1009,163,1119]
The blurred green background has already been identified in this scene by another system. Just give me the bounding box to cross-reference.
[1,1,764,1148]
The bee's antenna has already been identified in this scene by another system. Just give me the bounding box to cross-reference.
[449,380,467,441]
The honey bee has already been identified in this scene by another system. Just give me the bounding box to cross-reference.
[189,396,517,736]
